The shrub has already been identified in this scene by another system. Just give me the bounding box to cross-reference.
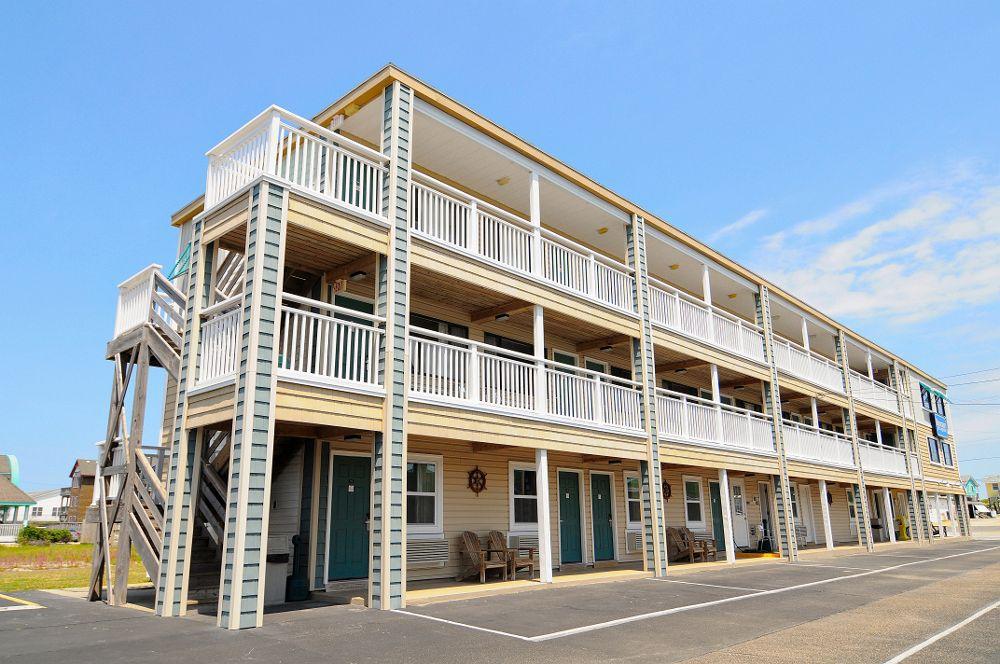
[16,525,74,545]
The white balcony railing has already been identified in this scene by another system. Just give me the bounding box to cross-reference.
[858,442,908,476]
[772,336,845,394]
[0,523,21,543]
[656,390,775,454]
[849,369,900,414]
[205,106,388,217]
[277,293,385,389]
[114,265,185,344]
[408,330,644,432]
[781,420,855,468]
[195,296,242,387]
[648,279,766,364]
[409,174,636,314]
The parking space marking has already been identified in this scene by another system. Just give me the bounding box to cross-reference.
[790,563,874,572]
[0,593,44,612]
[649,578,767,592]
[396,544,1000,643]
[881,598,1000,663]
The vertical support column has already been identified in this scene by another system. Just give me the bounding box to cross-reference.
[217,182,287,630]
[754,285,797,561]
[818,479,834,549]
[891,362,925,544]
[529,172,543,279]
[800,318,810,352]
[883,486,896,543]
[718,468,736,564]
[810,398,820,427]
[626,215,668,577]
[536,448,553,583]
[156,221,212,617]
[369,80,413,611]
[919,490,935,541]
[835,330,875,552]
[534,305,547,414]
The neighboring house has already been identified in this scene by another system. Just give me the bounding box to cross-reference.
[1,454,35,542]
[96,65,970,630]
[985,475,1000,499]
[28,488,67,524]
[961,476,982,519]
[65,459,96,524]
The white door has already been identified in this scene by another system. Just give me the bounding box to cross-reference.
[798,484,816,543]
[730,478,749,548]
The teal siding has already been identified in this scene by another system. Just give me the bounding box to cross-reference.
[626,217,668,576]
[156,220,208,616]
[370,82,411,609]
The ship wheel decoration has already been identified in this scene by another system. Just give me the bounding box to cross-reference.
[662,480,672,502]
[467,466,487,495]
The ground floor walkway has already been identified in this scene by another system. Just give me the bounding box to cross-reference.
[6,539,998,663]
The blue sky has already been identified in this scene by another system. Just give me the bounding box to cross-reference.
[1,2,998,492]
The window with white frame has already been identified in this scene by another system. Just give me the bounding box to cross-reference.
[624,472,642,529]
[31,507,42,517]
[406,454,443,536]
[683,476,704,529]
[510,464,538,530]
[941,441,953,467]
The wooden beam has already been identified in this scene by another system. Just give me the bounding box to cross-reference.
[655,358,706,373]
[470,300,533,324]
[324,254,377,283]
[575,334,630,354]
[719,378,760,389]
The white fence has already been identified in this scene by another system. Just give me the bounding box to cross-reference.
[205,107,388,217]
[849,370,900,414]
[408,331,643,431]
[772,336,845,394]
[858,442,908,476]
[0,523,21,543]
[781,420,856,468]
[114,265,185,342]
[656,390,775,454]
[196,297,242,386]
[409,175,636,314]
[648,281,766,364]
[277,293,385,388]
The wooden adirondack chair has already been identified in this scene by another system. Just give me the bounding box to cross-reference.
[667,527,699,562]
[488,530,535,580]
[693,532,718,561]
[680,527,711,562]
[458,531,507,583]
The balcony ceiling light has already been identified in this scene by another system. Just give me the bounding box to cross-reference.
[343,434,362,442]
[597,227,608,235]
[727,293,738,299]
[496,176,510,186]
[674,368,687,374]
[495,313,510,321]
[669,264,680,270]
[349,270,368,282]
[600,345,614,353]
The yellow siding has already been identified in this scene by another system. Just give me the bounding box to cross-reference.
[661,443,779,475]
[186,384,235,428]
[287,195,389,255]
[913,424,961,483]
[275,381,384,431]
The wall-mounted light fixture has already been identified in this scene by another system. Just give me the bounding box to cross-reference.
[349,270,368,282]
[495,313,510,321]
[600,345,614,353]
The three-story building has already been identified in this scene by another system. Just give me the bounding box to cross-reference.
[93,65,968,630]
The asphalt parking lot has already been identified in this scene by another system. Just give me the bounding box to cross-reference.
[0,539,997,663]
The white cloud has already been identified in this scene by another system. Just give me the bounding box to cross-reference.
[752,167,1000,325]
[709,208,768,242]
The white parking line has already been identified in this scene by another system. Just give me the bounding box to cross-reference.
[881,598,1000,663]
[650,578,767,593]
[0,593,44,612]
[791,563,874,572]
[395,544,1000,643]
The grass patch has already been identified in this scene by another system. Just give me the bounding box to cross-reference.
[0,543,147,592]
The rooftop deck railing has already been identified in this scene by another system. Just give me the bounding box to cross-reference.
[772,335,845,395]
[858,441,908,476]
[409,173,636,314]
[781,420,855,468]
[408,329,644,432]
[113,265,185,346]
[648,278,766,363]
[656,389,775,454]
[205,106,389,217]
[848,369,900,414]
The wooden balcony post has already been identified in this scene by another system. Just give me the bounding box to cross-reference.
[536,448,553,583]
[467,199,478,254]
[533,305,547,414]
[529,171,542,278]
[883,486,897,543]
[718,468,736,564]
[818,479,834,550]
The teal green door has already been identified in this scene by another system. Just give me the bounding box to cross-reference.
[590,474,615,561]
[328,455,371,580]
[710,481,726,551]
[558,472,583,564]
